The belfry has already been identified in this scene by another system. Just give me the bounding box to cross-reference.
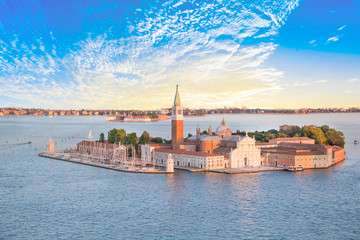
[171,85,184,145]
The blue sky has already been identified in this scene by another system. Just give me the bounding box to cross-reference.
[0,0,359,109]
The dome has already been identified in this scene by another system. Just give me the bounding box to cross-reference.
[216,119,232,138]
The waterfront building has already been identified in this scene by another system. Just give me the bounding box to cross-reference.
[146,85,262,170]
[140,86,345,171]
[76,141,130,164]
[262,143,345,168]
[214,133,262,168]
[155,148,226,170]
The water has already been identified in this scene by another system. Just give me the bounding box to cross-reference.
[1,114,360,239]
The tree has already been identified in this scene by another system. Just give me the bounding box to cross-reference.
[125,132,137,145]
[108,128,126,144]
[279,125,300,137]
[148,112,159,119]
[321,125,330,134]
[201,130,208,135]
[151,137,163,143]
[325,129,345,147]
[99,133,105,142]
[276,133,288,138]
[299,126,327,144]
[139,131,151,144]
[265,134,277,142]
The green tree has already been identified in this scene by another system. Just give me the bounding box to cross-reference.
[99,133,105,142]
[325,129,345,147]
[139,131,151,144]
[125,132,138,145]
[108,128,126,144]
[268,129,278,134]
[299,126,327,144]
[276,133,288,138]
[148,112,159,119]
[279,125,300,137]
[151,137,163,143]
[265,133,277,142]
[321,125,330,134]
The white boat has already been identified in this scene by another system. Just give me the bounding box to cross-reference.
[87,130,94,139]
[286,166,304,172]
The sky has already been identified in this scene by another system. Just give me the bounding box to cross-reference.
[0,0,359,110]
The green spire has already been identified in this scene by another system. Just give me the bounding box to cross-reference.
[174,85,181,106]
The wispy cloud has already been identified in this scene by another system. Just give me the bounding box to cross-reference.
[338,25,346,31]
[294,82,309,87]
[0,0,300,109]
[327,35,340,43]
[347,78,359,83]
[315,80,328,83]
[309,40,316,46]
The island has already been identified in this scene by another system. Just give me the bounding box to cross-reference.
[39,86,346,174]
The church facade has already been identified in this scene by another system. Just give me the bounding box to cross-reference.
[141,85,262,170]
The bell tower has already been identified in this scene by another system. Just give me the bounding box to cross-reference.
[171,85,184,145]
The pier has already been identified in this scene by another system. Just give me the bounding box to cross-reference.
[38,152,174,174]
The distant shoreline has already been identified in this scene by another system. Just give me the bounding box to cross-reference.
[1,112,360,117]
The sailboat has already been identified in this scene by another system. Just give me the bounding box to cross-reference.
[87,130,94,139]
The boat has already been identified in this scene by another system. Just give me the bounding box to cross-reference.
[355,140,358,144]
[28,141,32,144]
[87,130,94,139]
[285,166,304,172]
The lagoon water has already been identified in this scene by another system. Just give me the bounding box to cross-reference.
[1,113,360,239]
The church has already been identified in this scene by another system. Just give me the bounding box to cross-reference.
[141,85,262,170]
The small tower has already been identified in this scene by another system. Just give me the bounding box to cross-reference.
[196,124,201,138]
[171,85,184,145]
[47,137,55,153]
[196,124,201,151]
[208,124,212,135]
[166,154,174,173]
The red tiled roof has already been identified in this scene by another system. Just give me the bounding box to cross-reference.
[331,145,344,151]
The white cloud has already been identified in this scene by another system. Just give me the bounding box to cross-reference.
[0,0,300,109]
[347,78,359,83]
[327,35,340,43]
[345,90,352,94]
[309,40,316,45]
[294,82,309,87]
[316,80,328,83]
[338,25,346,31]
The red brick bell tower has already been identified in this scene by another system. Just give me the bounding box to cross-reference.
[171,85,184,145]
